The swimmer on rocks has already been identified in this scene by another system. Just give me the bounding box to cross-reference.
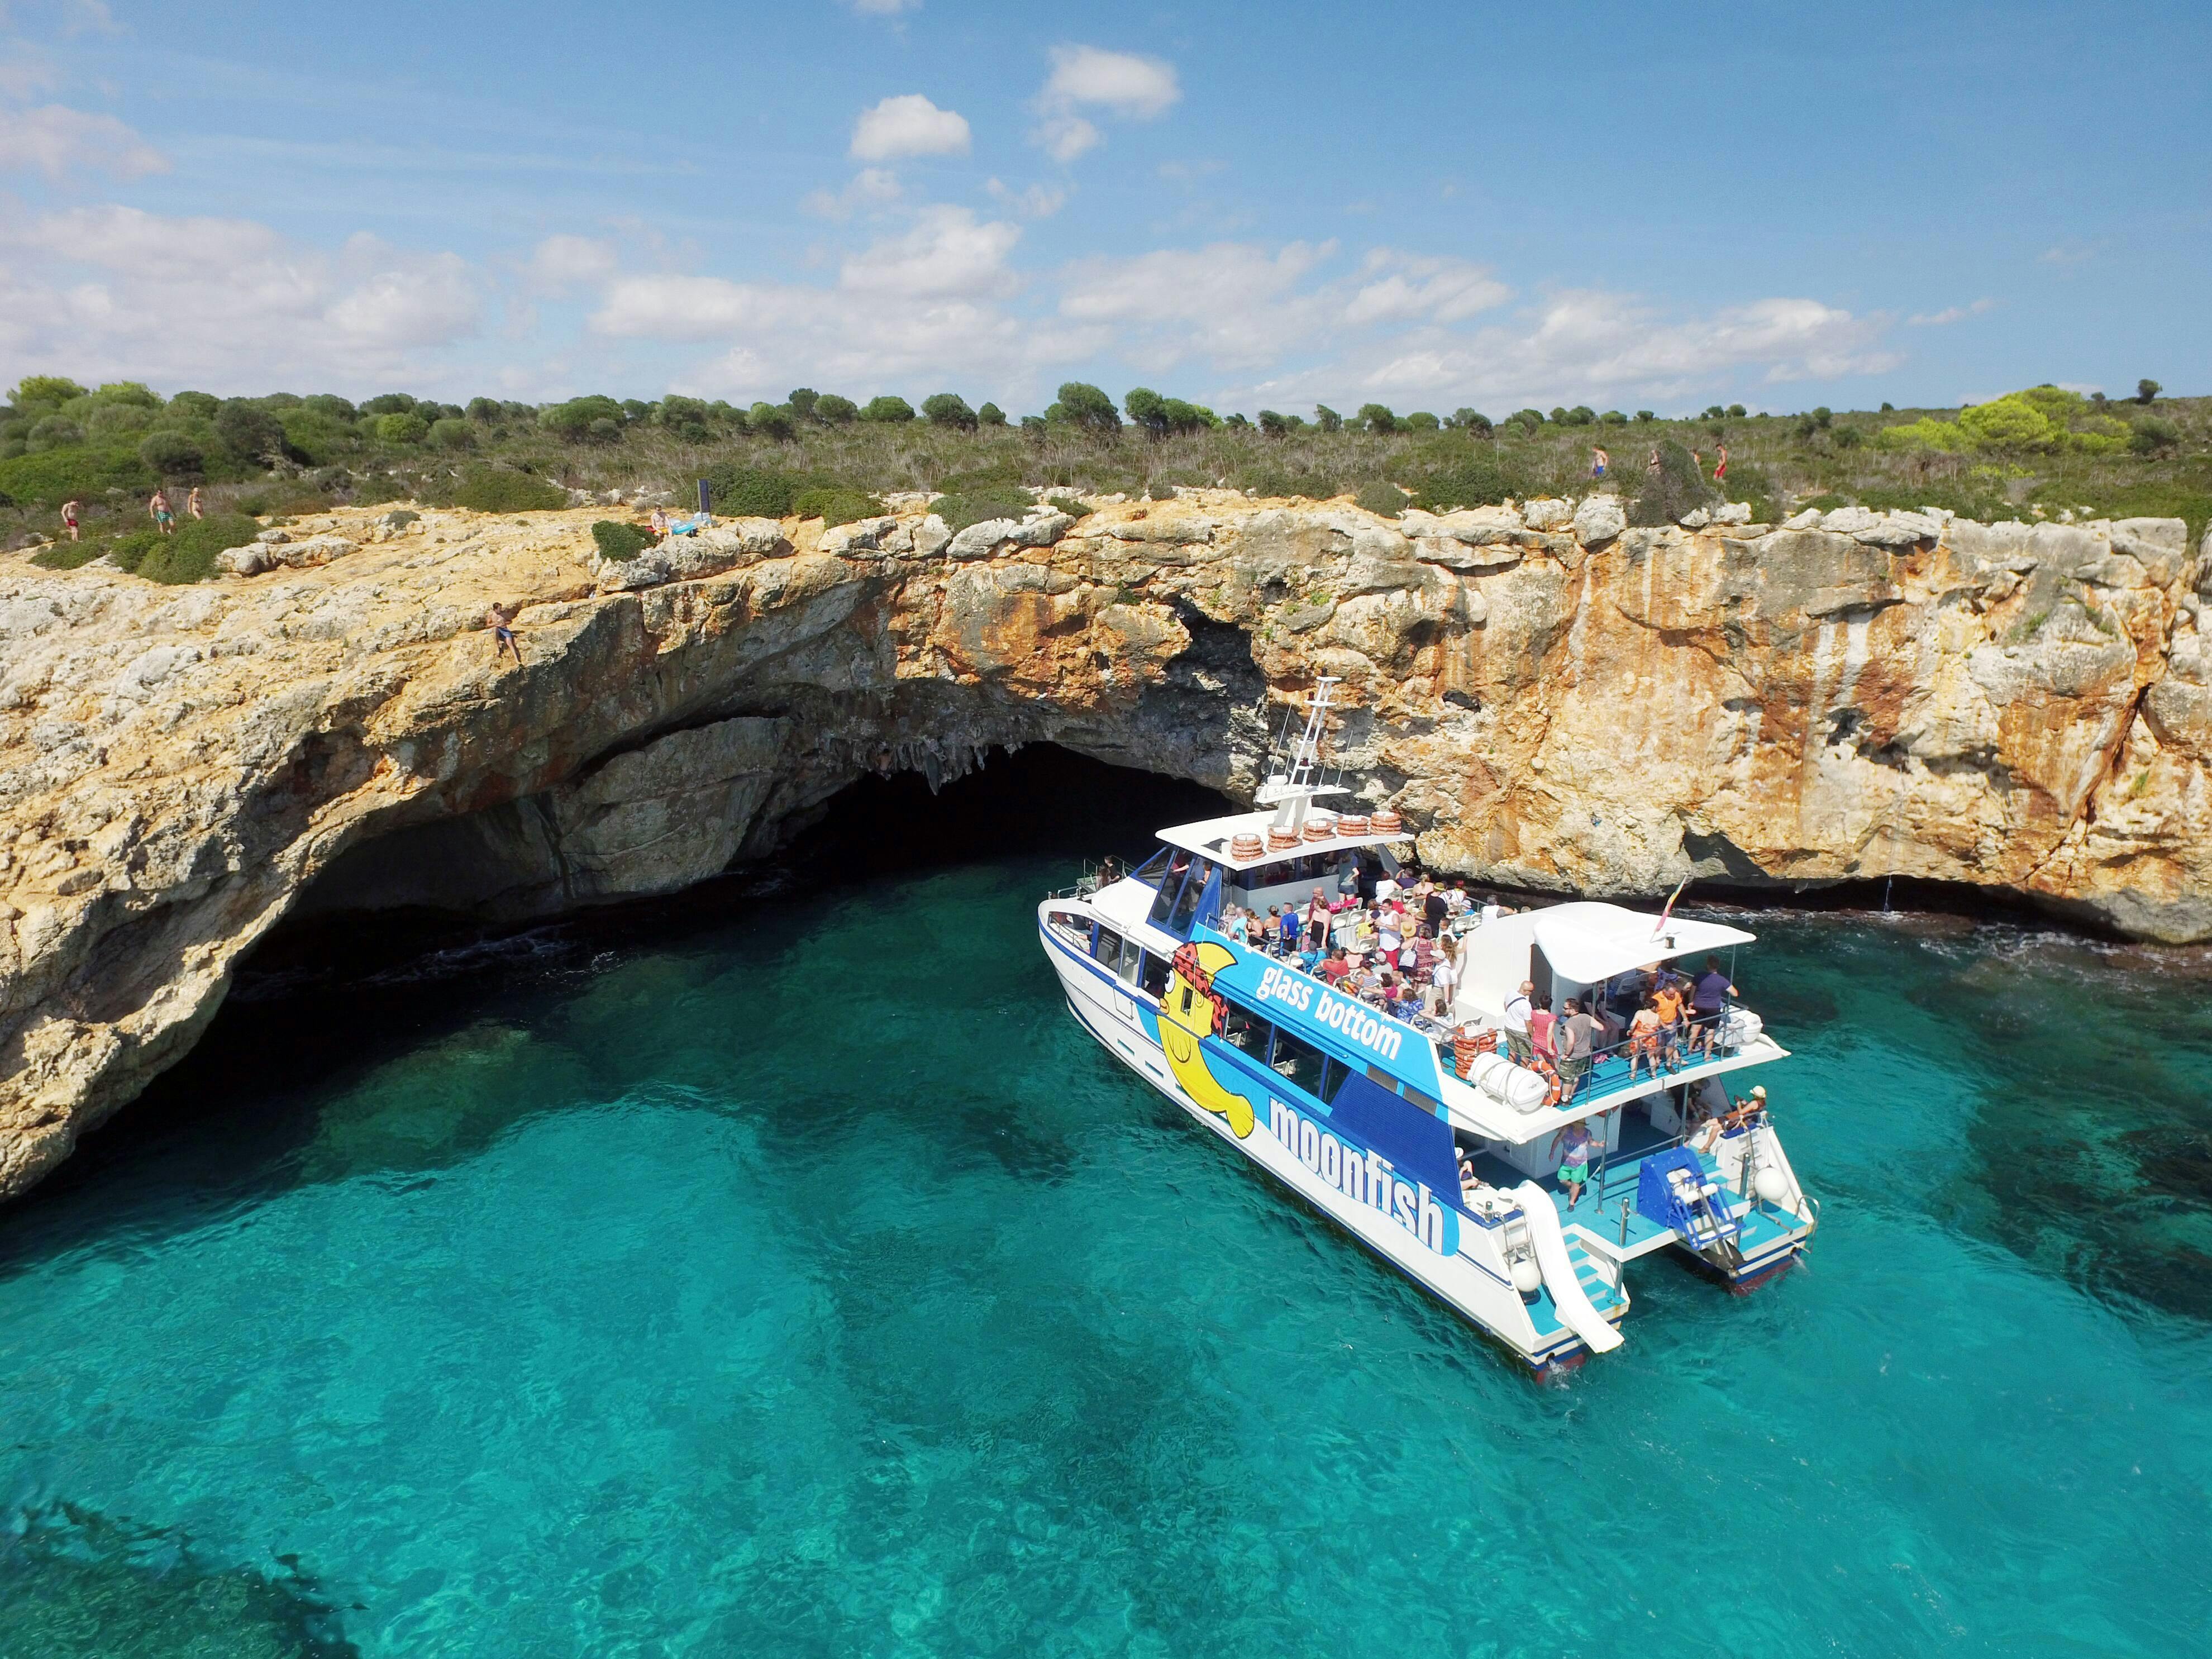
[486,600,523,666]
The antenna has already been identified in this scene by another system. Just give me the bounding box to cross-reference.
[1255,678,1348,830]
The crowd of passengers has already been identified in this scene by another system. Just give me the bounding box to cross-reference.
[1212,861,1485,1026]
[1199,857,1744,1099]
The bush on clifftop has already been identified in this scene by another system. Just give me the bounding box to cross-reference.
[452,467,566,513]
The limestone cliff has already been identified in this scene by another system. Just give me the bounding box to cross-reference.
[3,491,2209,1200]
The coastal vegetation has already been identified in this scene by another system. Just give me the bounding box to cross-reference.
[5,372,2205,581]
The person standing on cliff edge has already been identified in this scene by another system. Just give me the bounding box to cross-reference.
[1591,446,1608,480]
[1714,444,1729,484]
[486,601,523,666]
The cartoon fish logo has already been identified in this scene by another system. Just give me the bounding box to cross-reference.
[1159,941,1256,1138]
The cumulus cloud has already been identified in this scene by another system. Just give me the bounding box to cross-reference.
[804,166,903,220]
[1031,45,1179,161]
[1908,297,1996,326]
[0,203,485,387]
[1342,251,1510,326]
[586,204,1094,398]
[0,103,168,179]
[985,177,1067,218]
[850,93,970,162]
[526,232,619,292]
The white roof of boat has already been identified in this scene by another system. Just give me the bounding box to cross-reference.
[1529,901,1756,982]
[1156,808,1412,871]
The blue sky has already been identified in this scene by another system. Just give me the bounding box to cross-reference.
[1,0,2204,416]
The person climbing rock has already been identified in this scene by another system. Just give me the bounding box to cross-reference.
[486,601,523,666]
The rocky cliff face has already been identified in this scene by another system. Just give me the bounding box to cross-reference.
[3,492,2209,1199]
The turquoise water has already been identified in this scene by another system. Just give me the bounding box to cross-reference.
[4,786,2211,1655]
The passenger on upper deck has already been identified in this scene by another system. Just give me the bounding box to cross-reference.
[1691,955,1738,1059]
[1503,981,1535,1066]
[1555,998,1594,1101]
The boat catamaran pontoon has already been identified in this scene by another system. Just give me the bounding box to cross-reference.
[1036,680,1818,1372]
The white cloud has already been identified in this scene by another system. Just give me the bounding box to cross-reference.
[843,0,922,12]
[1908,297,1995,326]
[0,104,168,178]
[590,273,754,340]
[1035,115,1099,164]
[1059,240,1337,371]
[1042,45,1180,117]
[526,232,619,292]
[1031,45,1179,161]
[985,177,1067,218]
[850,93,970,162]
[2037,241,2096,267]
[586,205,1090,400]
[0,203,485,388]
[803,166,903,220]
[838,205,1021,300]
[1343,251,1510,326]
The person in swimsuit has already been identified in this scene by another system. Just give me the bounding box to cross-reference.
[149,490,174,533]
[1553,1119,1598,1209]
[60,499,80,542]
[1714,444,1729,484]
[1591,446,1608,480]
[485,601,522,665]
[186,486,203,521]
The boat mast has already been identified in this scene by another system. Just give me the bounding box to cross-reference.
[1256,677,1339,836]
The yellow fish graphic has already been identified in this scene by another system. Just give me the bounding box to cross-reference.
[1159,941,1256,1138]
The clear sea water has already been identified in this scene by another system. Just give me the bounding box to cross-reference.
[3,759,2210,1657]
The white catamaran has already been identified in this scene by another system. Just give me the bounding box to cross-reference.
[1037,680,1817,1372]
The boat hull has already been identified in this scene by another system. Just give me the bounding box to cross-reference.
[1039,914,1599,1370]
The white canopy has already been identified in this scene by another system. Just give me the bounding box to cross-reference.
[1529,902,1756,984]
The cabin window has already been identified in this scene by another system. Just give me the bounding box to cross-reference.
[1131,847,1172,886]
[1138,952,1170,1000]
[1093,927,1124,974]
[1148,855,1196,926]
[1401,1084,1439,1115]
[1169,857,1215,932]
[1319,1056,1351,1104]
[1047,910,1089,947]
[1117,941,1141,986]
[1271,1028,1327,1097]
[1220,1000,1269,1056]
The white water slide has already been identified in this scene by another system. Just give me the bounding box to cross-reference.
[1513,1181,1625,1354]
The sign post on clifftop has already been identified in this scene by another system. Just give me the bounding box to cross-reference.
[697,479,711,517]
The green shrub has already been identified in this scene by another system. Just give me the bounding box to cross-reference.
[814,394,859,425]
[137,431,206,480]
[1628,440,1717,527]
[27,416,83,450]
[361,393,417,416]
[1146,476,1180,500]
[1408,453,1518,512]
[430,418,474,451]
[748,402,796,441]
[452,467,565,513]
[860,395,916,424]
[790,485,886,527]
[1046,494,1091,519]
[1313,405,1343,433]
[2136,379,2161,406]
[922,392,978,430]
[374,412,430,445]
[591,519,654,561]
[2130,416,2181,455]
[31,540,104,570]
[1404,411,1441,431]
[1356,403,1397,433]
[929,490,1033,531]
[0,444,154,504]
[702,463,795,517]
[977,402,1007,427]
[1634,410,1655,422]
[85,403,152,438]
[1355,479,1410,517]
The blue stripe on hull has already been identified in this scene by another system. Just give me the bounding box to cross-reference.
[1047,932,1590,1372]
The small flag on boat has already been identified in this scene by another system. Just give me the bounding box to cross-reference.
[1652,878,1688,937]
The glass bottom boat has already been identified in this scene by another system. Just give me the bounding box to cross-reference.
[1036,805,1818,1374]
